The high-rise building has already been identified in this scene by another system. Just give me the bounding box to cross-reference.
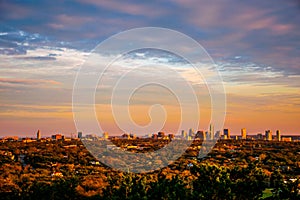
[188,128,194,137]
[103,132,109,139]
[36,130,41,140]
[209,124,214,140]
[77,132,82,139]
[241,128,247,139]
[265,130,272,141]
[205,131,209,140]
[223,129,230,139]
[215,131,221,138]
[196,130,206,140]
[276,130,281,141]
[181,130,187,139]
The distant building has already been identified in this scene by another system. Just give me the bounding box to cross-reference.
[215,131,221,138]
[103,132,109,139]
[281,137,292,142]
[152,133,158,140]
[188,128,194,137]
[36,130,41,140]
[51,134,63,140]
[196,130,206,140]
[181,130,187,139]
[257,133,263,140]
[122,133,130,139]
[241,128,247,139]
[276,130,281,141]
[168,134,175,140]
[22,138,35,143]
[265,130,272,141]
[3,136,18,141]
[130,133,136,139]
[77,132,82,139]
[221,135,228,140]
[209,124,214,140]
[158,132,165,138]
[223,129,230,139]
[205,131,210,140]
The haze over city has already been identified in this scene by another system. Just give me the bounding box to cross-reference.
[1,0,300,137]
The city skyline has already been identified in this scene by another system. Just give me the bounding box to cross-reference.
[1,1,300,137]
[2,126,299,139]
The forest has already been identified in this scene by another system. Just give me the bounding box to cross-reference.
[0,139,299,199]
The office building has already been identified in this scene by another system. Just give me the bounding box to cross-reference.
[257,133,263,140]
[276,130,281,141]
[265,130,272,141]
[223,129,230,139]
[215,130,221,138]
[241,128,247,139]
[209,124,214,140]
[281,137,292,142]
[189,128,195,137]
[103,132,109,139]
[51,134,63,140]
[196,130,206,140]
[36,130,41,140]
[181,130,187,139]
[158,132,165,138]
[77,132,82,139]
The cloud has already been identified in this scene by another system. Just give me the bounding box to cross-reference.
[169,0,300,75]
[0,0,300,135]
[78,0,168,18]
[0,78,61,86]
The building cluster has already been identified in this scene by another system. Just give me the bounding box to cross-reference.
[0,130,81,143]
[1,127,300,142]
[220,128,297,142]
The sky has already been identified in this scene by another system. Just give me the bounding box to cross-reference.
[0,0,300,137]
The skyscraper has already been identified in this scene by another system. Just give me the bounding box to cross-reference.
[181,130,187,139]
[36,130,41,140]
[209,124,214,140]
[78,132,82,139]
[265,130,272,141]
[223,129,230,139]
[276,130,281,141]
[188,128,194,137]
[215,131,221,138]
[205,131,209,140]
[241,128,247,139]
[196,130,206,140]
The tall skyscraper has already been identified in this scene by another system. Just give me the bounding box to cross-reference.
[78,132,83,139]
[188,128,194,137]
[241,128,247,139]
[276,130,281,141]
[181,130,187,139]
[209,124,214,140]
[36,130,41,140]
[223,129,230,139]
[265,130,272,141]
[196,130,206,140]
[205,131,209,140]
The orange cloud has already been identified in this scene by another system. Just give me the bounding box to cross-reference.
[0,78,61,86]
